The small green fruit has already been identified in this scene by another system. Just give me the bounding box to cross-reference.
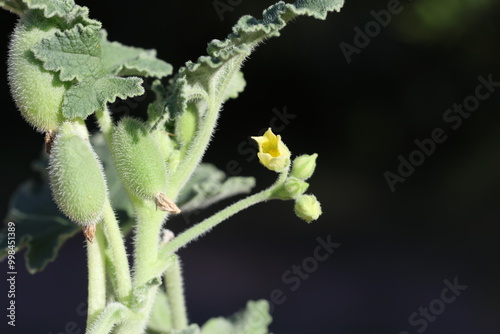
[294,194,322,223]
[49,122,108,226]
[111,117,168,201]
[8,10,69,132]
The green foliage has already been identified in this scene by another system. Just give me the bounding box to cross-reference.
[0,179,79,273]
[0,0,26,15]
[162,0,344,122]
[0,0,344,332]
[201,300,272,334]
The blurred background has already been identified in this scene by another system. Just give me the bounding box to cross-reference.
[1,0,500,333]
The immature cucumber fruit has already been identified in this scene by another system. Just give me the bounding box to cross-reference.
[111,117,179,212]
[7,10,69,132]
[49,122,108,226]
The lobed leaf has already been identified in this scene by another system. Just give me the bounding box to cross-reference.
[0,179,79,274]
[163,0,344,120]
[201,300,272,334]
[0,0,27,15]
[100,30,173,78]
[32,24,102,82]
[21,0,99,26]
[62,76,144,119]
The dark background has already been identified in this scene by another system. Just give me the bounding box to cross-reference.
[1,0,500,333]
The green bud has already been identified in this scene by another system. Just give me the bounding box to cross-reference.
[168,149,181,173]
[294,194,322,223]
[48,122,107,226]
[290,154,318,180]
[272,177,309,200]
[8,10,68,132]
[111,117,168,201]
[175,104,198,149]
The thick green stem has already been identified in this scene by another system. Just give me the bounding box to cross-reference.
[86,302,129,334]
[102,200,132,303]
[113,283,159,334]
[168,56,246,199]
[165,255,188,329]
[132,197,168,288]
[166,102,220,199]
[86,223,107,328]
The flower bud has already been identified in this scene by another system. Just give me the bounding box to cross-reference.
[251,128,291,173]
[175,105,198,149]
[48,122,107,226]
[294,194,322,223]
[8,10,68,132]
[111,117,168,201]
[290,154,318,180]
[272,177,309,200]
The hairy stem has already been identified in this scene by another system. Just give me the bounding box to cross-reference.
[86,302,129,334]
[158,169,289,264]
[86,223,107,328]
[95,108,113,144]
[165,255,188,329]
[102,200,132,303]
[167,56,246,199]
[132,197,167,288]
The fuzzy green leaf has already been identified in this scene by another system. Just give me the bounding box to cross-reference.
[62,76,144,119]
[21,0,99,26]
[100,30,172,78]
[177,163,255,212]
[223,70,246,102]
[0,0,27,15]
[201,300,272,334]
[0,179,79,274]
[163,0,344,120]
[32,24,102,82]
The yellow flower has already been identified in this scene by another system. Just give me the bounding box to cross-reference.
[251,128,291,172]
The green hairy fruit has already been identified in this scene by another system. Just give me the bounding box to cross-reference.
[48,122,108,226]
[7,10,69,132]
[111,117,168,201]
